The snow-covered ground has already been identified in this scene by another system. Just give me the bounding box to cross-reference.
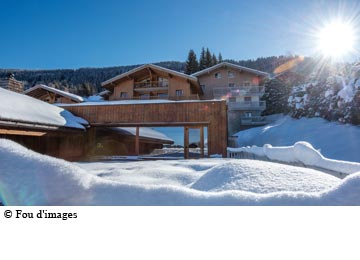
[1,139,360,206]
[235,115,360,162]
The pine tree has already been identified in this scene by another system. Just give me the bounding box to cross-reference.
[185,49,199,75]
[199,47,207,70]
[218,53,223,63]
[261,78,291,115]
[205,48,212,68]
[211,54,218,66]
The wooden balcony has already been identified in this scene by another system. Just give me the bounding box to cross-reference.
[213,86,265,98]
[118,94,200,101]
[134,81,169,92]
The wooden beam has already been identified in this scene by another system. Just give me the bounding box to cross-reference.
[184,126,189,159]
[200,126,204,158]
[135,126,140,156]
[0,129,46,136]
[147,68,153,81]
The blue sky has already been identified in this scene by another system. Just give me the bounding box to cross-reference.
[0,0,359,69]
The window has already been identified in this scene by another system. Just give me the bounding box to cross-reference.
[243,112,252,118]
[140,93,150,99]
[157,93,168,98]
[228,83,235,88]
[229,97,236,102]
[244,96,252,102]
[214,72,222,79]
[175,90,184,96]
[243,81,251,86]
[120,92,128,98]
[158,77,169,87]
[200,84,206,92]
[228,71,235,78]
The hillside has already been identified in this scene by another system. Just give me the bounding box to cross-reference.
[0,61,185,94]
[0,55,309,95]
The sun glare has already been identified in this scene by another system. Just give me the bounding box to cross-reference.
[316,20,355,59]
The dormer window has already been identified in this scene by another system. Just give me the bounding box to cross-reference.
[214,72,222,79]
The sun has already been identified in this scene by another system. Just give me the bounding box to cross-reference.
[316,20,355,59]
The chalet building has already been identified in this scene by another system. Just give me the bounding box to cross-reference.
[192,62,269,134]
[101,64,202,101]
[24,84,84,104]
[0,87,174,161]
[100,62,269,136]
[0,73,24,93]
[0,87,88,161]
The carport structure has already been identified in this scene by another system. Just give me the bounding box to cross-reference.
[60,100,228,158]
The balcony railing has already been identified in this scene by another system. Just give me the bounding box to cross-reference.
[228,101,266,110]
[117,94,199,101]
[213,86,265,98]
[168,94,199,101]
[134,81,169,89]
[240,116,267,126]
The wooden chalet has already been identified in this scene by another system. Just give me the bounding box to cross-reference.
[101,64,202,101]
[0,87,88,161]
[24,84,84,104]
[0,74,24,93]
[192,62,269,134]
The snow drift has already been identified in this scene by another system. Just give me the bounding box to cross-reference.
[1,139,360,205]
[228,141,360,176]
[235,115,360,162]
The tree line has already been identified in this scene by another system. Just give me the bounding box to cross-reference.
[185,47,223,74]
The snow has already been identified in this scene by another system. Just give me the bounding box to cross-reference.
[85,95,104,102]
[111,127,174,142]
[0,87,88,129]
[2,139,360,206]
[235,115,360,162]
[337,81,355,102]
[229,141,360,176]
[24,84,84,103]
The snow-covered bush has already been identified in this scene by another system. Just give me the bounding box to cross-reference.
[288,62,360,125]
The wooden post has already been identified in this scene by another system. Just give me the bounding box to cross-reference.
[135,126,140,156]
[184,126,189,159]
[200,126,204,158]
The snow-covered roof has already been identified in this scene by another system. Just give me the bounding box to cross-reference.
[58,99,224,107]
[192,62,270,77]
[101,64,199,87]
[24,84,84,103]
[98,90,111,96]
[0,87,88,130]
[110,127,174,143]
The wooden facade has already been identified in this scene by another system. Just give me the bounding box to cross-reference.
[61,100,228,157]
[102,64,202,101]
[24,84,83,104]
[0,75,24,93]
